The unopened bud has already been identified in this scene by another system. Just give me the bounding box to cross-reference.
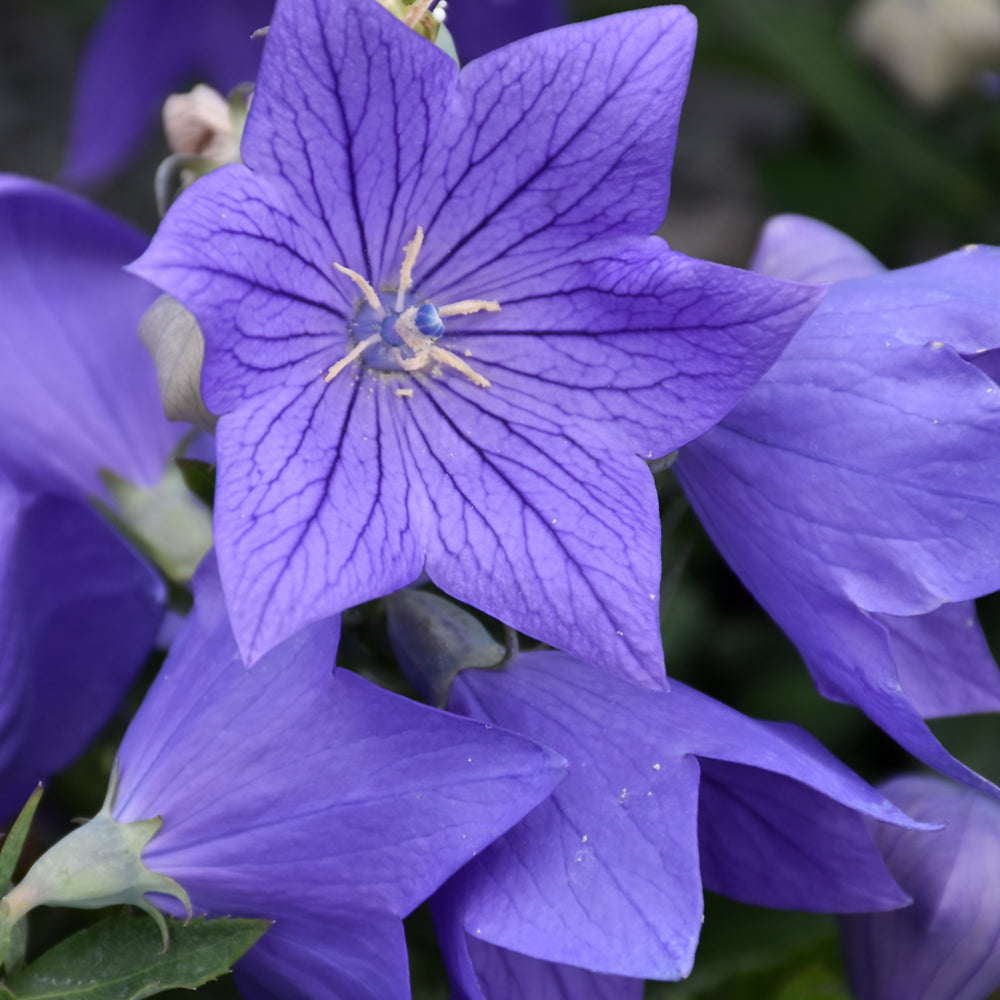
[852,0,1000,106]
[385,590,507,706]
[138,295,217,434]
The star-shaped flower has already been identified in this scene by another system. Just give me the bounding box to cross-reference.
[675,215,1000,795]
[20,558,564,999]
[430,649,921,991]
[135,0,822,685]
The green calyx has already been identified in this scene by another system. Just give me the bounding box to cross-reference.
[0,762,191,954]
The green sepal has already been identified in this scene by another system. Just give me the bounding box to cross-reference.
[0,788,42,894]
[1,762,191,952]
[99,459,212,583]
[0,913,269,1000]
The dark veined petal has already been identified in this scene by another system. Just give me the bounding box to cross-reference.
[134,0,822,679]
[113,556,565,994]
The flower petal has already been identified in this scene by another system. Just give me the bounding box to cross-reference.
[234,914,408,1000]
[840,776,1000,1000]
[211,378,426,663]
[676,243,1000,792]
[0,176,179,500]
[115,557,566,926]
[62,0,272,185]
[0,483,164,819]
[240,0,696,289]
[749,214,885,284]
[433,890,643,1000]
[405,380,664,686]
[452,240,825,457]
[442,652,914,979]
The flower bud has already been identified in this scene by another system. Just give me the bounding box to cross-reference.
[852,0,1000,106]
[385,590,506,706]
[138,294,217,433]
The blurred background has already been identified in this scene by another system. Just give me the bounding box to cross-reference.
[3,0,1000,997]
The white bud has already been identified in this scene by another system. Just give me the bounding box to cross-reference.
[162,84,241,164]
[852,0,1000,106]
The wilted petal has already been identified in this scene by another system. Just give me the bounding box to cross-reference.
[841,775,1000,1000]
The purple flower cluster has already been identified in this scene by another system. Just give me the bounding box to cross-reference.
[3,0,1000,997]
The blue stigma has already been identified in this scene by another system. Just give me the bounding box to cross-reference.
[415,303,445,339]
[380,314,405,347]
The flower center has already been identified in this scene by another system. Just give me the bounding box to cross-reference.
[325,227,499,388]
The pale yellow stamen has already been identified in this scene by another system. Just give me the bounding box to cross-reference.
[326,228,498,389]
[396,226,424,313]
[428,346,491,388]
[324,332,381,382]
[333,262,384,318]
[437,299,501,318]
[404,0,435,26]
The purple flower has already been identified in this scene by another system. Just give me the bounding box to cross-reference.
[840,775,1000,1000]
[63,0,273,186]
[674,215,1000,794]
[446,0,565,63]
[134,0,821,686]
[61,0,563,187]
[103,559,565,999]
[429,650,921,991]
[0,176,184,817]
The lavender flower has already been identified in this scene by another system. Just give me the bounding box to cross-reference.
[840,775,1000,1000]
[0,177,192,817]
[430,649,922,991]
[5,558,566,999]
[134,0,822,686]
[675,215,1000,794]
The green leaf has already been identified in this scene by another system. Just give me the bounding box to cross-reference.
[0,786,44,971]
[175,459,216,510]
[0,787,43,891]
[0,913,269,1000]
